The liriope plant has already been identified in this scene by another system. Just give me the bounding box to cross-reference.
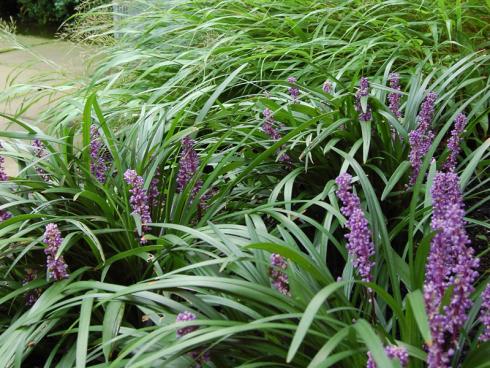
[1,51,489,367]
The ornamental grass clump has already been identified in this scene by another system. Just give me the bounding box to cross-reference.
[408,92,437,185]
[424,172,479,368]
[355,77,372,122]
[43,223,69,281]
[443,113,467,172]
[124,169,152,243]
[335,173,375,283]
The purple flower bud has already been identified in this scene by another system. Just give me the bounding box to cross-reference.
[124,169,152,243]
[335,173,375,283]
[189,350,211,368]
[367,345,409,368]
[32,139,50,182]
[43,224,69,281]
[287,76,300,102]
[355,77,372,122]
[22,269,41,306]
[478,283,490,341]
[408,92,437,186]
[387,73,402,118]
[0,142,8,182]
[269,253,290,296]
[176,311,198,337]
[443,113,467,172]
[262,109,291,163]
[176,311,210,366]
[323,80,332,93]
[0,143,12,222]
[424,172,479,368]
[90,125,108,183]
[148,167,161,206]
[177,136,200,193]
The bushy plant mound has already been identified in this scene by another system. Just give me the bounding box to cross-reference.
[0,1,489,367]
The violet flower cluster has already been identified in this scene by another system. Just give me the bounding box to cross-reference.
[0,142,7,182]
[479,283,490,342]
[366,345,409,368]
[43,223,69,281]
[32,139,50,182]
[0,143,12,222]
[270,253,290,296]
[443,113,467,172]
[177,136,201,195]
[355,77,372,122]
[388,73,402,118]
[22,269,41,306]
[176,311,210,367]
[90,125,108,183]
[176,311,198,337]
[323,80,332,93]
[176,136,217,212]
[424,172,479,368]
[124,169,152,244]
[408,92,437,186]
[148,167,161,206]
[287,76,300,102]
[335,173,375,282]
[262,108,291,163]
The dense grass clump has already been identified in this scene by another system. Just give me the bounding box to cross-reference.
[0,1,489,367]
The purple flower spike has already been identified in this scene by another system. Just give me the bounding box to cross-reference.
[32,139,50,182]
[408,92,437,186]
[176,311,198,337]
[90,125,108,183]
[0,142,8,182]
[176,311,210,367]
[479,284,490,341]
[367,345,409,368]
[443,113,467,172]
[355,77,372,122]
[0,142,12,222]
[323,80,332,93]
[388,73,402,118]
[22,269,41,306]
[124,169,152,243]
[262,109,291,163]
[43,224,69,281]
[177,136,200,193]
[287,76,300,102]
[335,173,375,283]
[269,253,290,296]
[148,167,161,206]
[424,172,479,368]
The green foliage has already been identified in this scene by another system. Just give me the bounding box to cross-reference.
[0,0,489,367]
